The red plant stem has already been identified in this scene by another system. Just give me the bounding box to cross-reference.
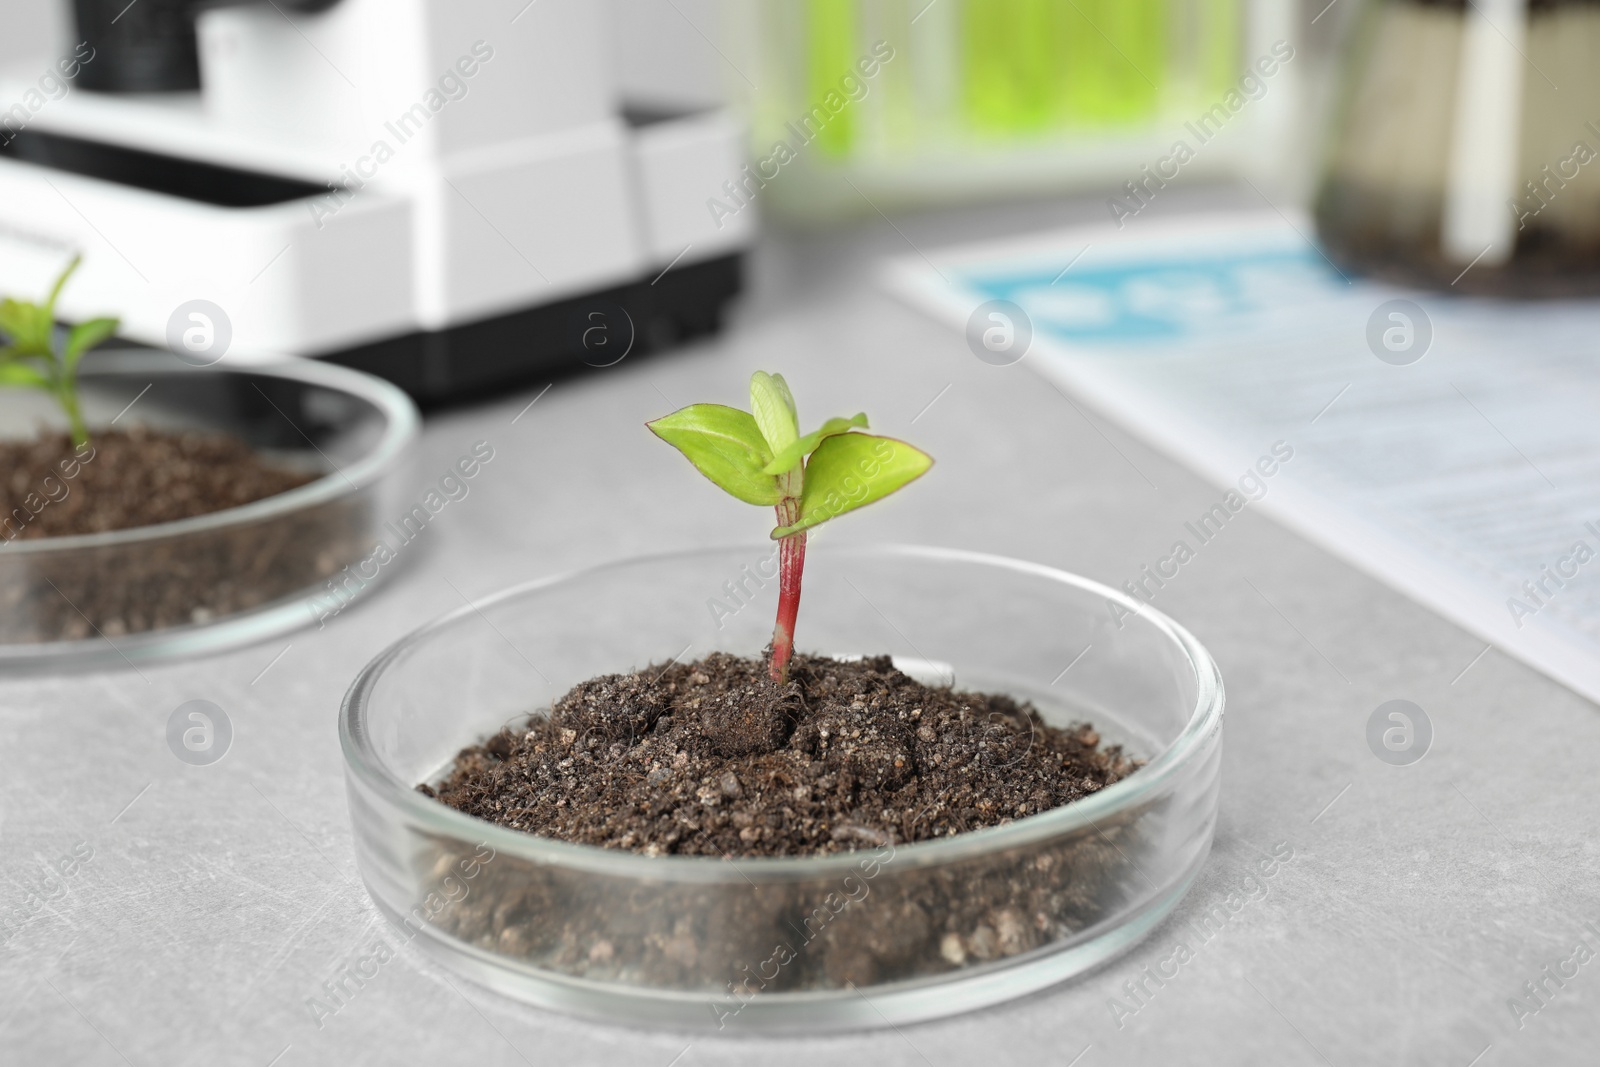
[770,495,806,684]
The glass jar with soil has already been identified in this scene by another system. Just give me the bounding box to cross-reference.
[1315,0,1600,296]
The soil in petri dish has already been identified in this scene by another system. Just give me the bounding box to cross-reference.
[428,651,1136,859]
[0,427,364,644]
[425,652,1149,990]
[0,428,314,539]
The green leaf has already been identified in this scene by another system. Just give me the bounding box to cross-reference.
[64,317,118,370]
[760,413,869,475]
[0,361,53,390]
[0,298,48,352]
[749,371,799,455]
[648,403,784,506]
[771,432,933,538]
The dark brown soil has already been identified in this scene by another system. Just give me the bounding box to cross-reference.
[430,651,1136,858]
[421,653,1154,1002]
[0,428,314,539]
[0,428,370,644]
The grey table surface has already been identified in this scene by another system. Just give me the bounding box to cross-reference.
[4,187,1598,1067]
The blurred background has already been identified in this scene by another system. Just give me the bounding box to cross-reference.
[5,0,1588,371]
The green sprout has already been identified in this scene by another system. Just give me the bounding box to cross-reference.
[0,256,120,448]
[649,371,933,684]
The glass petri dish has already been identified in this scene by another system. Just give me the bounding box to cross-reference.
[0,351,418,668]
[341,543,1224,1032]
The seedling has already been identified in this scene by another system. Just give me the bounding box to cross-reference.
[649,371,933,683]
[0,257,119,447]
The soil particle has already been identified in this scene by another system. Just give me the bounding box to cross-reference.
[431,651,1136,858]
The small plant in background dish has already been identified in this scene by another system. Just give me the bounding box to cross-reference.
[648,371,934,682]
[0,256,118,447]
[0,255,316,550]
[0,257,395,652]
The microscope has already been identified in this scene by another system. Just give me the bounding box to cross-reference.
[0,0,751,397]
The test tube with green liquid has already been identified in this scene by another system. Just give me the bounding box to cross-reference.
[1197,0,1241,97]
[960,0,1064,134]
[806,0,859,157]
[1058,0,1167,124]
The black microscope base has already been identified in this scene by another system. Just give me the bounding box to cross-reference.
[323,254,742,403]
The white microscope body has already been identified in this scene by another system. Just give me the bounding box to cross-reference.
[0,0,750,394]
